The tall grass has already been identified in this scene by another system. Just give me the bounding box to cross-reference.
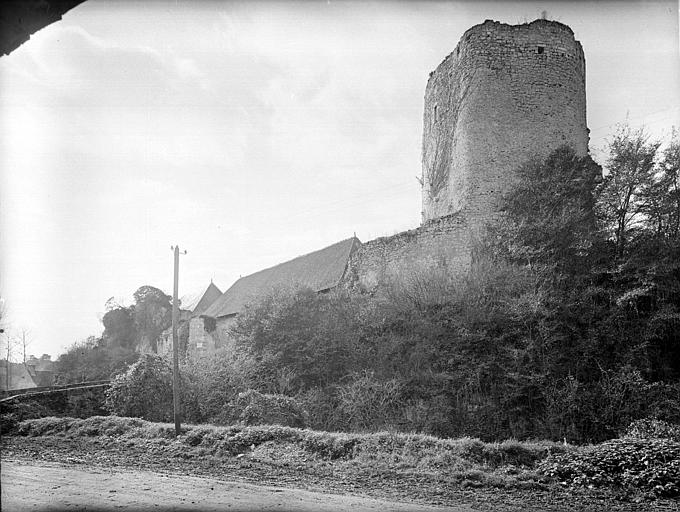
[12,415,566,469]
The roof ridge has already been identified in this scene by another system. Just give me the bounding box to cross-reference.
[232,237,359,283]
[202,237,361,319]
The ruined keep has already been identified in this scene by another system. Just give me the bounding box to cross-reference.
[188,19,593,354]
[345,18,590,290]
[421,19,589,226]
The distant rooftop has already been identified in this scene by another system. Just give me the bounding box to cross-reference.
[180,282,222,316]
[0,361,37,391]
[203,237,361,319]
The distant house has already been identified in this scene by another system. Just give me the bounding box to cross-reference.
[0,354,55,391]
[188,237,361,354]
[157,281,222,355]
[25,354,56,387]
[0,361,36,391]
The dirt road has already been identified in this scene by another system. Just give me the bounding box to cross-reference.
[1,460,471,512]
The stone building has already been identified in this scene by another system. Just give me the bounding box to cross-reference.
[25,354,56,387]
[188,237,361,354]
[0,360,38,391]
[186,18,589,354]
[0,354,54,391]
[157,281,222,355]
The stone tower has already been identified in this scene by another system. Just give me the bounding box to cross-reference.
[421,19,589,227]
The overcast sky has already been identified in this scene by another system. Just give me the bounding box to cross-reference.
[1,0,678,359]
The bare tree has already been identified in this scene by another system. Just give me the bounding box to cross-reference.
[0,296,6,334]
[19,327,31,363]
[1,330,19,390]
[0,298,15,389]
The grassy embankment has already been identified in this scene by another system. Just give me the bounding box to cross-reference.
[4,415,679,502]
[9,415,556,487]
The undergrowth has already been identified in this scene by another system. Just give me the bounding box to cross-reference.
[10,415,563,489]
[539,420,680,498]
[9,416,679,498]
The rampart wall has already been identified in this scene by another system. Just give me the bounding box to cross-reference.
[344,214,473,290]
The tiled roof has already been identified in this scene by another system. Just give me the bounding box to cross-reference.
[180,282,222,316]
[203,237,361,319]
[192,282,223,316]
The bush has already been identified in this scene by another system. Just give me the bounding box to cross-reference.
[104,354,174,422]
[295,386,343,431]
[336,371,404,431]
[181,349,261,424]
[66,388,109,418]
[231,390,309,428]
[0,400,54,435]
[623,418,680,441]
[539,437,680,497]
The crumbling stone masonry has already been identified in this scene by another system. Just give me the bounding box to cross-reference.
[422,18,589,226]
[345,19,589,289]
[344,213,472,290]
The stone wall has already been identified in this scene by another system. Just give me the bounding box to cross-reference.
[343,213,473,290]
[187,315,237,354]
[421,19,588,227]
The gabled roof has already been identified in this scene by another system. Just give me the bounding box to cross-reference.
[192,282,223,316]
[179,282,222,316]
[203,237,361,319]
[0,361,37,391]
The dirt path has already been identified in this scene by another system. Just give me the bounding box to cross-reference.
[1,460,471,512]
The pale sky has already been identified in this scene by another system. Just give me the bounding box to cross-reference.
[1,0,678,359]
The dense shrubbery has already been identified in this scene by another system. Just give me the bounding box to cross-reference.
[539,437,680,497]
[624,418,680,441]
[194,130,679,444]
[212,256,678,441]
[231,390,309,428]
[105,354,176,422]
[35,125,680,447]
[0,388,108,434]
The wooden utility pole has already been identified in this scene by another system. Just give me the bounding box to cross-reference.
[171,245,186,437]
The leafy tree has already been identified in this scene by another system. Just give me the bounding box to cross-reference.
[640,129,680,241]
[489,145,601,271]
[55,336,138,384]
[132,286,172,352]
[597,124,661,258]
[102,306,136,349]
[231,287,375,391]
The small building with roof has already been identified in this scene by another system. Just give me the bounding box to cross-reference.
[188,237,361,354]
[1,360,38,391]
[157,281,222,355]
[25,354,56,387]
[0,354,55,391]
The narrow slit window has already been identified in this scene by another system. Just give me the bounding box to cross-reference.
[433,105,438,123]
